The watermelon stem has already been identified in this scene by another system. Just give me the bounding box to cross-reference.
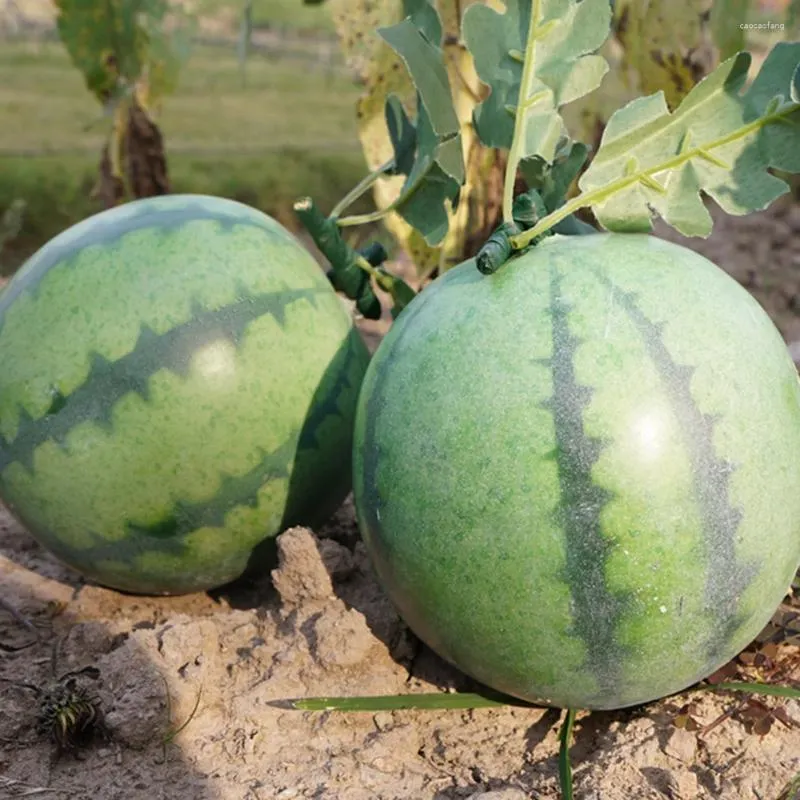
[558,708,576,800]
[329,159,395,221]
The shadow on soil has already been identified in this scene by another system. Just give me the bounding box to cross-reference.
[0,560,220,799]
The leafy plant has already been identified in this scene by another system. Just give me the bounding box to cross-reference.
[54,0,194,207]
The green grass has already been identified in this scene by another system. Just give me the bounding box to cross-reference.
[0,35,371,275]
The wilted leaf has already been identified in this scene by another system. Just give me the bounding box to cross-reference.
[578,43,800,237]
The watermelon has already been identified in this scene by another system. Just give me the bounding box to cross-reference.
[353,232,800,710]
[0,194,370,595]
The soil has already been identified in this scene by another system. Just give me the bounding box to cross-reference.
[2,197,800,800]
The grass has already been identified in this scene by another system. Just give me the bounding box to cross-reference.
[0,37,370,274]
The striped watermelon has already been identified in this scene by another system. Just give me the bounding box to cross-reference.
[353,233,800,710]
[0,195,370,595]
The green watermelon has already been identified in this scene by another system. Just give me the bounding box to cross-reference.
[353,232,800,710]
[0,194,370,595]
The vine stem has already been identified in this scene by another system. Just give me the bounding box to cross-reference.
[330,158,394,220]
[509,100,800,250]
[502,0,543,224]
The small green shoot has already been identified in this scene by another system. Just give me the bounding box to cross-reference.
[699,681,800,700]
[559,708,576,800]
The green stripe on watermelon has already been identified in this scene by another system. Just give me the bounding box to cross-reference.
[0,195,370,594]
[540,260,627,703]
[0,287,328,474]
[353,233,800,710]
[587,266,757,665]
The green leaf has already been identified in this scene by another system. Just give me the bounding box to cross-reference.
[385,94,417,176]
[462,0,611,157]
[402,0,442,46]
[376,10,465,245]
[275,690,539,712]
[574,44,800,237]
[710,0,749,59]
[699,681,800,699]
[391,99,462,245]
[520,139,589,212]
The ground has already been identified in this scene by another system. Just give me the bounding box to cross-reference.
[1,197,800,799]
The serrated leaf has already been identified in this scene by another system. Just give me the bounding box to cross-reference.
[463,0,611,159]
[391,99,462,244]
[329,0,494,274]
[378,17,459,141]
[376,12,464,245]
[577,44,800,237]
[55,0,146,99]
[709,0,749,59]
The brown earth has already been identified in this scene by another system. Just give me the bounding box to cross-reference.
[2,197,800,799]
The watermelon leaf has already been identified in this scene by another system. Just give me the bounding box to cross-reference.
[373,7,465,246]
[512,43,800,248]
[462,0,610,223]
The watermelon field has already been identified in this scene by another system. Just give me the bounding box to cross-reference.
[2,1,800,799]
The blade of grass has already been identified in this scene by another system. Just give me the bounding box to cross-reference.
[699,681,800,699]
[275,691,542,712]
[559,708,576,800]
[775,770,800,800]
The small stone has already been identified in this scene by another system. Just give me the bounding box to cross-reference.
[663,727,698,764]
[466,790,529,800]
[373,711,393,732]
